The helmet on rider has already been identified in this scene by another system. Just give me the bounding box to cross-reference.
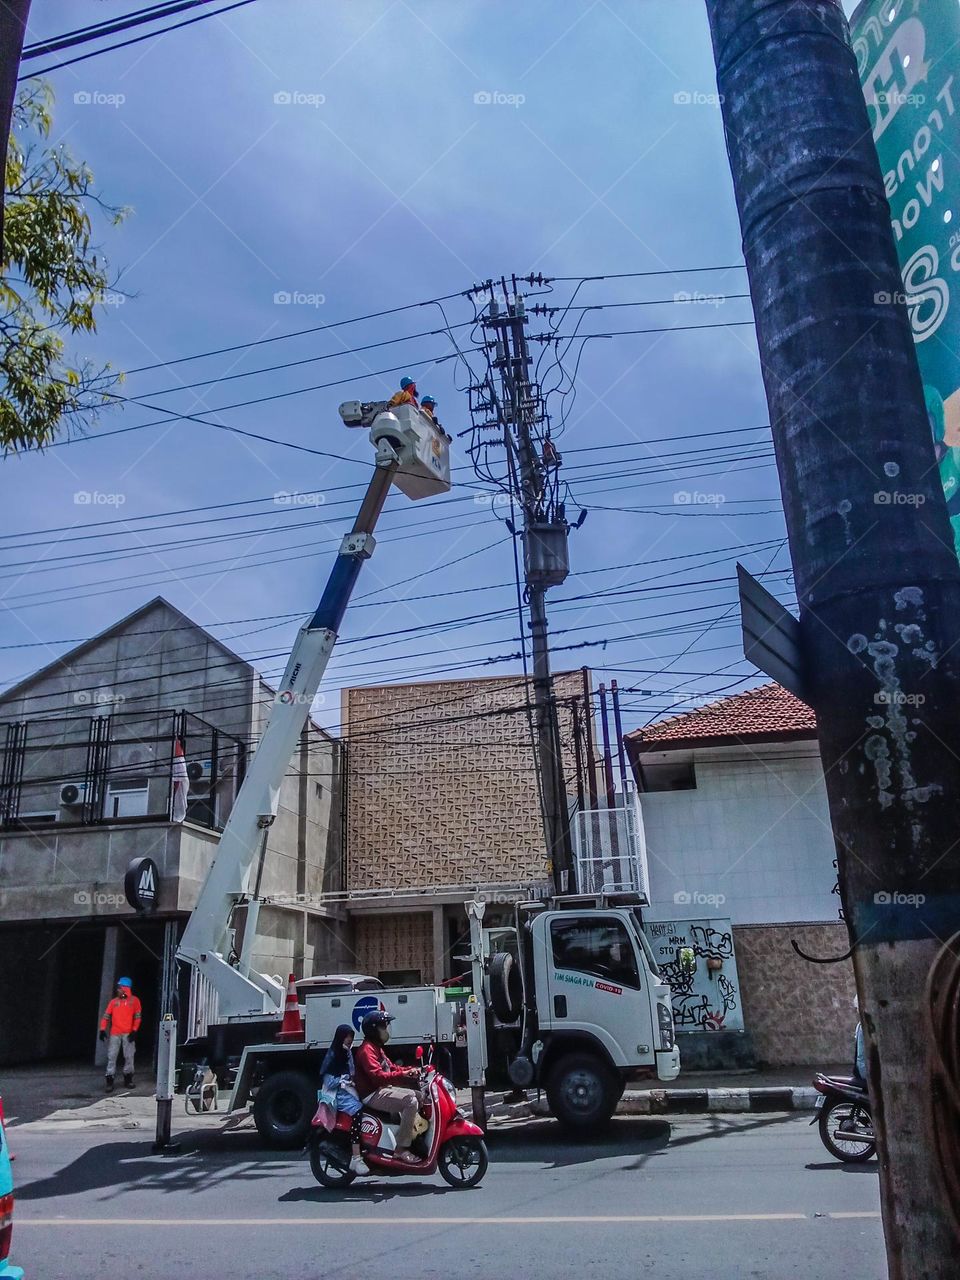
[361,1010,395,1043]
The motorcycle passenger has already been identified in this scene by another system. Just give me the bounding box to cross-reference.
[320,1023,365,1177]
[354,1012,422,1164]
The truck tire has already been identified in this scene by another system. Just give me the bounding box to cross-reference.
[546,1053,620,1132]
[489,951,522,1023]
[253,1069,315,1148]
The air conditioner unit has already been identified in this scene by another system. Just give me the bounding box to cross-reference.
[60,781,88,807]
[187,759,213,783]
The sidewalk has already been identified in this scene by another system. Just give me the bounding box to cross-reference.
[1,1062,158,1132]
[486,1065,841,1124]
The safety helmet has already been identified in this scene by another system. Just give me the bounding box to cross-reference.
[361,1011,395,1035]
[421,395,436,407]
[400,376,416,390]
[117,976,133,988]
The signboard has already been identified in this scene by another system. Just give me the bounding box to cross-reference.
[737,563,810,704]
[124,856,160,914]
[646,917,743,1034]
[851,0,960,560]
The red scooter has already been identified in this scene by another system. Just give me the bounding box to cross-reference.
[309,1048,488,1190]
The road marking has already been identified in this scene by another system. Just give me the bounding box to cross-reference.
[828,1212,882,1219]
[18,1213,833,1226]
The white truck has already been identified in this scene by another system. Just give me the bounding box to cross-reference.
[169,397,679,1147]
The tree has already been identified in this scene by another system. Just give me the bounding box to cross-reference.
[2,81,128,452]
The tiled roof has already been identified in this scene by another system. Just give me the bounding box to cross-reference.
[625,681,816,752]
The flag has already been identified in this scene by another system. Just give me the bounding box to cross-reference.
[171,739,190,823]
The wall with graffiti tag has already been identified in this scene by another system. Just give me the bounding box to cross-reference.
[646,916,743,1034]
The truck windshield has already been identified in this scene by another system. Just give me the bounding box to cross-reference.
[630,918,660,978]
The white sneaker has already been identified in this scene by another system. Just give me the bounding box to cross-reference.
[349,1156,367,1176]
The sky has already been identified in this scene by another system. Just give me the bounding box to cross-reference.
[0,0,828,739]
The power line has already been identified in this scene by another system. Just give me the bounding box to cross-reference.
[20,0,261,80]
[22,0,225,58]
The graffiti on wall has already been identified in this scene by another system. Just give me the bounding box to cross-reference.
[646,917,743,1033]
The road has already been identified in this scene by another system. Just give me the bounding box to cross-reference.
[8,1112,885,1279]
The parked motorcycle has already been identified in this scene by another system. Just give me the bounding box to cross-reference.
[309,1055,488,1190]
[812,1072,875,1162]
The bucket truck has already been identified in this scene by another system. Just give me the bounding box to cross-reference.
[171,397,680,1148]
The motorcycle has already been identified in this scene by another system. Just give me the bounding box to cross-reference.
[811,1071,876,1162]
[308,1050,488,1190]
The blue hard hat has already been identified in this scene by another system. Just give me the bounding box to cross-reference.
[421,395,436,406]
[117,976,133,988]
[400,376,415,390]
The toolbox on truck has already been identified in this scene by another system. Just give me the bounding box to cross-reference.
[304,985,462,1049]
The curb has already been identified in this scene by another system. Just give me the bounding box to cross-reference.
[487,1085,818,1122]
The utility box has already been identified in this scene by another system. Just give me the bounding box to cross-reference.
[524,522,569,587]
[368,404,451,500]
[304,986,461,1048]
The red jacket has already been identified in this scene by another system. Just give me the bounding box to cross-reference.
[100,993,142,1036]
[353,1040,416,1099]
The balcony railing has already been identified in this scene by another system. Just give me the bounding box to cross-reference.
[572,782,650,900]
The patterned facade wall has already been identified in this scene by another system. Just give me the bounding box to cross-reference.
[733,922,857,1066]
[344,673,584,892]
[352,913,434,982]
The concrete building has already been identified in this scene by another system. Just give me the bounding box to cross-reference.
[340,670,589,984]
[625,682,856,1067]
[0,598,343,1067]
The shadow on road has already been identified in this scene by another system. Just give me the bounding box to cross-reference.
[804,1160,879,1174]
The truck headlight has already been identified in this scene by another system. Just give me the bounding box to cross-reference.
[657,1003,675,1051]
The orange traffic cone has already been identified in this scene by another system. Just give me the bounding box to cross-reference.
[275,972,304,1042]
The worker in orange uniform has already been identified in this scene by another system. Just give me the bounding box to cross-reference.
[388,376,419,408]
[98,976,142,1091]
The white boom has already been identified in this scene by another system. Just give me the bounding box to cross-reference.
[176,403,451,1021]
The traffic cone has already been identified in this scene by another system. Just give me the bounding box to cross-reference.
[276,972,304,1042]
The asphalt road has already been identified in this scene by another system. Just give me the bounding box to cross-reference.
[8,1112,885,1280]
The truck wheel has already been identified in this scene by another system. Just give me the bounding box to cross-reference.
[489,951,522,1023]
[546,1053,619,1132]
[253,1070,315,1148]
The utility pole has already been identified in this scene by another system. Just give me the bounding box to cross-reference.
[0,0,31,257]
[469,277,576,894]
[706,1,960,1274]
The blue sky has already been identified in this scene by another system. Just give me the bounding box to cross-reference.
[1,0,818,735]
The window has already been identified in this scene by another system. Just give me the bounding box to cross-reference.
[104,779,149,819]
[551,917,640,989]
[639,759,696,792]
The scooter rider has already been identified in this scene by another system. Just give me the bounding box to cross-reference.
[354,1012,422,1164]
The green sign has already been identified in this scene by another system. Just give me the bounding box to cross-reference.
[851,0,960,558]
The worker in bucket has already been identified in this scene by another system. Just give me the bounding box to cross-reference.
[98,976,142,1091]
[353,1011,422,1164]
[388,376,419,409]
[420,394,438,423]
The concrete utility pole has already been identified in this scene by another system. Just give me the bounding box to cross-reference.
[469,278,576,894]
[705,1,960,1273]
[0,0,31,258]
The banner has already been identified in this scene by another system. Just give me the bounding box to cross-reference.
[851,0,960,559]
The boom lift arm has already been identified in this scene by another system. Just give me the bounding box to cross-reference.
[176,402,451,1021]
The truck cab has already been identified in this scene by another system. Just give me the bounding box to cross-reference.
[481,901,679,1130]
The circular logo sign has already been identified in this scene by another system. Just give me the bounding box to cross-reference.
[351,994,386,1031]
[124,856,160,914]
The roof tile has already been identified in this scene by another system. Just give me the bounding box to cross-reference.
[626,681,816,750]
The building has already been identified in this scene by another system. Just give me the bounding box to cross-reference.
[0,598,343,1066]
[625,682,856,1067]
[340,670,589,984]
